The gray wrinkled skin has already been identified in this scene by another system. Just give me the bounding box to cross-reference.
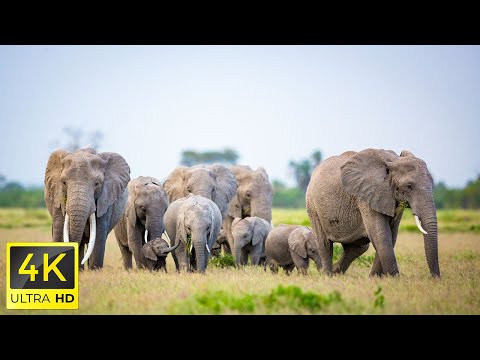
[141,238,179,271]
[231,216,272,266]
[306,149,440,277]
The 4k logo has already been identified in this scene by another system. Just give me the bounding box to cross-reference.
[6,243,78,309]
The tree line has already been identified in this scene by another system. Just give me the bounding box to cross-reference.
[1,148,479,209]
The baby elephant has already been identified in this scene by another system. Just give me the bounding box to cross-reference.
[141,238,179,271]
[232,216,272,266]
[265,225,322,275]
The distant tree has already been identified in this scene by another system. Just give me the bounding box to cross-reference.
[272,179,306,208]
[180,148,239,166]
[55,127,104,152]
[288,149,322,193]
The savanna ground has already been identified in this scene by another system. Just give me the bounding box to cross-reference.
[0,208,479,314]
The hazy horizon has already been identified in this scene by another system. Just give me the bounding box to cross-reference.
[1,45,479,188]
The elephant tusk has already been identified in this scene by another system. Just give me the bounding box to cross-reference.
[414,215,428,235]
[190,243,193,253]
[63,213,69,242]
[206,244,210,253]
[144,230,149,243]
[163,231,172,245]
[81,213,97,265]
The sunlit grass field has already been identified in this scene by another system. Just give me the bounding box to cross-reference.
[1,208,479,314]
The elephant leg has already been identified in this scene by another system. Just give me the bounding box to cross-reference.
[175,243,189,272]
[333,238,370,274]
[241,249,249,265]
[171,250,180,272]
[309,213,333,274]
[361,209,398,276]
[250,244,263,266]
[284,263,295,275]
[116,237,133,270]
[52,209,64,242]
[370,212,403,276]
[224,216,235,255]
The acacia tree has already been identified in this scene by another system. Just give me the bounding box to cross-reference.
[288,150,322,193]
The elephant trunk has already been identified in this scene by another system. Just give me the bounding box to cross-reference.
[193,235,207,273]
[145,216,164,242]
[65,185,95,245]
[250,197,272,223]
[234,242,243,266]
[413,201,440,277]
[161,241,180,255]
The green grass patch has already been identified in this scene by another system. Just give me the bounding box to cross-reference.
[209,254,236,268]
[453,250,480,261]
[0,208,51,229]
[170,285,351,314]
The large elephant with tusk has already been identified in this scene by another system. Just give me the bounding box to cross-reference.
[306,149,440,277]
[44,148,130,269]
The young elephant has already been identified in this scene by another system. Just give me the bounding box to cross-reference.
[264,225,322,275]
[141,238,179,271]
[164,194,222,273]
[114,176,169,269]
[231,216,272,266]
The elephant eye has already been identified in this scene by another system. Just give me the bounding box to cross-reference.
[406,184,413,190]
[244,234,247,238]
[62,181,67,186]
[187,226,191,231]
[245,191,251,198]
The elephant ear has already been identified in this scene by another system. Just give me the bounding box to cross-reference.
[176,208,188,246]
[228,195,243,219]
[400,149,414,157]
[44,150,69,214]
[256,167,270,181]
[289,230,307,259]
[141,243,157,261]
[164,167,189,203]
[125,180,137,227]
[340,149,398,218]
[252,218,270,247]
[97,152,131,218]
[208,205,221,249]
[209,165,238,220]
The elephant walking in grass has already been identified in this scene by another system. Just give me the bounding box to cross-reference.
[223,166,273,255]
[306,149,440,277]
[114,176,170,269]
[164,195,222,273]
[44,148,130,269]
[264,225,322,275]
[231,216,271,266]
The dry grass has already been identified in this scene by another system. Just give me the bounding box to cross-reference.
[1,223,479,314]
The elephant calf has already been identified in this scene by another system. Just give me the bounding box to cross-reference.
[264,225,322,275]
[231,216,272,266]
[141,238,179,271]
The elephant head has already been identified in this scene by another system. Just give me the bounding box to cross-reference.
[126,176,169,242]
[288,227,322,272]
[163,165,237,221]
[141,238,179,270]
[176,195,222,272]
[44,148,130,264]
[341,148,440,277]
[231,216,272,266]
[229,165,273,223]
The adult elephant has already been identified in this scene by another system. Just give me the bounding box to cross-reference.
[163,164,237,221]
[306,149,440,277]
[44,148,130,269]
[114,176,169,269]
[223,165,273,255]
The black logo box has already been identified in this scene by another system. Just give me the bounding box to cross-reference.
[9,246,75,289]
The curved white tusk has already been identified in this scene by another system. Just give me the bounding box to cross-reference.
[190,243,193,253]
[81,213,96,265]
[144,230,149,243]
[414,215,428,235]
[163,231,172,245]
[63,213,69,242]
[206,244,210,253]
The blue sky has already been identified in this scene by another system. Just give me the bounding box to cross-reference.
[0,45,479,187]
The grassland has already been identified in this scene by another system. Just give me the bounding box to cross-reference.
[1,208,479,314]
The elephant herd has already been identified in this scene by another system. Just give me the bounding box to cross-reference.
[44,147,440,277]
